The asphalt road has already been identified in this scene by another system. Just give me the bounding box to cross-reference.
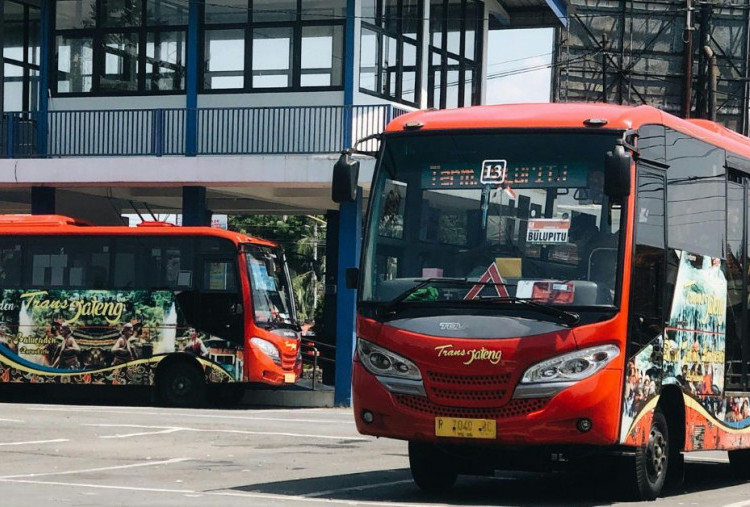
[0,387,750,506]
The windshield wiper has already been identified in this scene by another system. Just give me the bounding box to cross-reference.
[380,277,515,316]
[480,296,580,326]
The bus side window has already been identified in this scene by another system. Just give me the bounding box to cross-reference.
[0,240,22,288]
[199,258,242,343]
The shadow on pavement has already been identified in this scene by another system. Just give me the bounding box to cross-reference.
[230,458,748,506]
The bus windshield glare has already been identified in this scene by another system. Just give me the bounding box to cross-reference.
[245,244,297,327]
[362,132,623,308]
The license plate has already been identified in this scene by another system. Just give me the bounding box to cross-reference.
[284,373,296,383]
[435,417,496,439]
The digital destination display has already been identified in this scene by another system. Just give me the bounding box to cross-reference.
[422,161,589,190]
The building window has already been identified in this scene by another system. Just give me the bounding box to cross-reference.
[201,0,345,92]
[53,0,187,95]
[3,0,41,112]
[359,0,422,107]
[428,0,482,109]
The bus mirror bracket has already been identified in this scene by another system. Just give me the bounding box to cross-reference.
[345,268,359,290]
[604,140,632,198]
[332,151,360,203]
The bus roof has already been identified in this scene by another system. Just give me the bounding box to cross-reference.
[0,215,278,248]
[386,103,750,160]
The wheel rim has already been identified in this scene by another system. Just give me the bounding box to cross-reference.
[171,375,192,396]
[646,425,667,483]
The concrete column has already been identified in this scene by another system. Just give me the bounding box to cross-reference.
[334,187,362,406]
[321,209,340,385]
[182,186,209,226]
[31,186,55,215]
[185,0,200,156]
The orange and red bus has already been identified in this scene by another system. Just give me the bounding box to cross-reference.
[0,215,301,406]
[337,103,750,499]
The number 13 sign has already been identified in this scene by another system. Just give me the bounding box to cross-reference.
[481,160,507,186]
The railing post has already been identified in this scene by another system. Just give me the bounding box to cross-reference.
[153,108,164,157]
[7,114,15,159]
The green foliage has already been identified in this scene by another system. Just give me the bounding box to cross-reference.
[229,215,326,323]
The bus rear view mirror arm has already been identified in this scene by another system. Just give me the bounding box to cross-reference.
[604,140,632,199]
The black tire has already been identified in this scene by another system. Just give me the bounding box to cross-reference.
[158,362,206,407]
[629,409,669,500]
[408,441,458,494]
[728,448,750,479]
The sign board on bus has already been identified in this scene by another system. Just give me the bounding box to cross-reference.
[421,163,588,190]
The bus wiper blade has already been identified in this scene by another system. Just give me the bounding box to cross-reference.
[481,296,579,326]
[380,277,468,315]
[513,298,579,326]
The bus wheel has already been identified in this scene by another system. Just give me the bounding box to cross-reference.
[158,362,206,407]
[728,449,750,479]
[630,409,669,500]
[408,441,458,494]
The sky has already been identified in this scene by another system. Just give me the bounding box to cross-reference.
[485,28,554,104]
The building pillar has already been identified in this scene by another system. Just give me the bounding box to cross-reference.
[334,187,361,406]
[31,186,55,215]
[342,0,356,148]
[182,186,209,226]
[321,209,340,385]
[185,0,199,156]
[37,0,50,155]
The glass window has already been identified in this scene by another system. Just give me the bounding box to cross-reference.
[146,31,186,91]
[359,27,378,92]
[0,241,22,288]
[252,27,292,88]
[56,0,97,29]
[202,260,238,292]
[102,0,142,27]
[666,129,725,258]
[205,0,248,24]
[636,165,665,249]
[252,0,296,22]
[100,32,140,91]
[56,35,94,93]
[25,238,110,289]
[204,29,245,90]
[301,0,346,20]
[301,25,343,87]
[146,239,194,289]
[146,0,189,25]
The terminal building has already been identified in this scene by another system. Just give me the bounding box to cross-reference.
[1,0,567,401]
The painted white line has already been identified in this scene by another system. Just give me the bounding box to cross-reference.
[100,428,184,439]
[0,418,23,423]
[0,457,192,480]
[30,406,353,425]
[722,502,750,507]
[304,479,414,498]
[84,423,370,442]
[0,438,68,447]
[0,478,438,507]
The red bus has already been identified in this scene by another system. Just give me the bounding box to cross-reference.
[0,215,301,406]
[336,103,750,499]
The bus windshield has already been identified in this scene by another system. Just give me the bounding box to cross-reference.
[362,131,623,308]
[245,244,298,328]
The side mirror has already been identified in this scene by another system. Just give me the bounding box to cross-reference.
[332,151,360,203]
[345,267,359,289]
[604,141,632,198]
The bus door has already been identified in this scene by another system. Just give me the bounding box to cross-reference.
[725,170,749,391]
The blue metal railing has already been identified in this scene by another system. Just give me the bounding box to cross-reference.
[1,104,408,158]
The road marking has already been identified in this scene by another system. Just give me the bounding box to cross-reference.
[722,502,750,507]
[29,406,353,425]
[0,438,68,447]
[0,478,438,506]
[83,423,369,442]
[100,428,184,439]
[0,457,191,480]
[0,418,23,423]
[304,479,415,497]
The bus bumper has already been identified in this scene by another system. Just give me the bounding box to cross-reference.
[352,360,622,446]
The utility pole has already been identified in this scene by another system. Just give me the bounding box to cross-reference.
[695,3,713,118]
[601,34,609,103]
[682,0,694,118]
[705,45,718,121]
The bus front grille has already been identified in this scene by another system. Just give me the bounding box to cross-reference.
[394,394,549,419]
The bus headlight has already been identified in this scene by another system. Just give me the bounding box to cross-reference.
[251,337,281,365]
[513,345,620,399]
[357,339,425,396]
